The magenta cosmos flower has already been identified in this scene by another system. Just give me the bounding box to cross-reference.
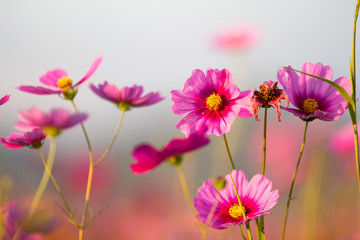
[171,68,253,136]
[277,62,351,121]
[1,128,45,149]
[251,80,289,121]
[18,57,102,100]
[89,81,164,111]
[0,94,10,105]
[15,107,88,137]
[130,131,209,174]
[194,170,279,229]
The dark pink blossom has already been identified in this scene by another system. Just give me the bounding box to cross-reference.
[194,170,279,229]
[130,131,209,174]
[251,80,289,121]
[1,128,45,149]
[15,107,88,137]
[277,62,351,121]
[18,57,102,100]
[0,95,10,105]
[171,68,252,136]
[89,81,164,111]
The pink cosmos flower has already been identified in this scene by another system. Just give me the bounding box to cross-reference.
[213,24,260,52]
[251,80,289,121]
[89,81,164,111]
[15,107,88,137]
[130,131,210,174]
[0,94,10,105]
[277,62,351,121]
[1,128,45,149]
[18,57,102,100]
[193,170,279,229]
[171,68,253,136]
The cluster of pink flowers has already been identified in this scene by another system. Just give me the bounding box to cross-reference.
[0,55,352,239]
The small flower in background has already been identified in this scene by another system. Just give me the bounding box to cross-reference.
[89,81,164,111]
[15,108,88,137]
[1,128,45,149]
[251,80,289,121]
[18,57,102,100]
[213,24,260,52]
[277,62,351,121]
[171,68,253,136]
[130,131,209,174]
[194,170,279,229]
[0,95,10,106]
[2,202,55,240]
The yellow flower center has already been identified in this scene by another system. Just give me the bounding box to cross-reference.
[57,77,73,89]
[206,93,223,111]
[302,98,318,114]
[229,204,245,219]
[44,127,61,137]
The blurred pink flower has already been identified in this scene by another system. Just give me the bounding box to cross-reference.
[250,80,289,121]
[277,62,350,121]
[1,128,45,149]
[0,95,10,106]
[89,81,164,111]
[130,131,209,174]
[213,25,260,52]
[171,68,253,136]
[15,107,88,137]
[194,170,279,229]
[18,57,102,100]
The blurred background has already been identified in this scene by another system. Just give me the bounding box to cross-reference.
[0,0,359,239]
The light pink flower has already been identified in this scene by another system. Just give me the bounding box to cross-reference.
[18,57,102,100]
[130,131,209,174]
[213,24,260,52]
[194,170,279,229]
[0,95,10,106]
[1,128,45,149]
[277,62,350,121]
[171,68,253,136]
[15,107,88,137]
[89,81,164,111]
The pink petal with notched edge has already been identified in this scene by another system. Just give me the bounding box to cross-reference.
[39,69,68,87]
[17,86,62,95]
[75,56,103,87]
[130,145,163,175]
[0,95,10,105]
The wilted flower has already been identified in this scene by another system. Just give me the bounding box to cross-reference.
[130,131,209,174]
[18,57,102,100]
[15,107,88,137]
[171,68,252,136]
[193,170,279,229]
[251,80,289,121]
[89,81,164,111]
[1,128,45,149]
[0,95,10,106]
[277,62,351,121]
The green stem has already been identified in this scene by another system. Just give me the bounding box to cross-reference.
[70,100,95,238]
[28,144,56,218]
[282,121,309,240]
[94,110,125,167]
[351,0,360,195]
[229,172,253,240]
[239,225,247,240]
[223,134,236,170]
[37,137,79,227]
[175,165,207,240]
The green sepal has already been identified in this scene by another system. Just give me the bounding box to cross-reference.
[168,155,183,166]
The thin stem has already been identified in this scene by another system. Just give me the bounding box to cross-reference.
[229,172,253,240]
[94,110,125,167]
[37,138,79,228]
[282,121,309,240]
[239,224,247,240]
[70,100,95,239]
[223,134,236,170]
[28,144,56,218]
[175,165,207,240]
[351,0,360,194]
